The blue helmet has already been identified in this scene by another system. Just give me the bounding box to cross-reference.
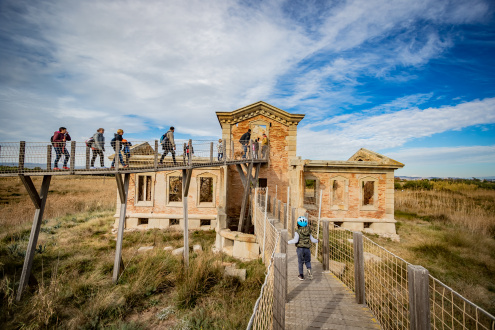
[297,216,308,227]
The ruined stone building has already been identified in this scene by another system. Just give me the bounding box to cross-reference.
[114,101,404,257]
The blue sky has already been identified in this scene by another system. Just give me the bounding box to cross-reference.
[0,0,494,178]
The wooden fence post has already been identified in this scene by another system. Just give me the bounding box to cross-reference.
[283,203,287,229]
[70,142,75,174]
[154,140,158,170]
[223,140,227,164]
[279,229,288,302]
[322,220,329,271]
[408,265,431,330]
[273,253,287,330]
[210,142,213,163]
[278,200,282,222]
[85,145,91,169]
[291,208,296,237]
[273,197,277,217]
[353,231,365,304]
[18,141,25,173]
[188,139,192,166]
[46,145,52,171]
[115,140,120,171]
[230,140,234,159]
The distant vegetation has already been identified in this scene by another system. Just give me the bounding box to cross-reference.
[395,177,495,191]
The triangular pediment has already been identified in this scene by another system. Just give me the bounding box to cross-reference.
[216,101,305,127]
[348,148,404,167]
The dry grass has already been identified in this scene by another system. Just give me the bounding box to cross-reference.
[0,176,116,237]
[395,188,495,236]
[0,176,264,329]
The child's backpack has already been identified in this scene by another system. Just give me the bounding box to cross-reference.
[50,135,55,146]
[85,137,95,148]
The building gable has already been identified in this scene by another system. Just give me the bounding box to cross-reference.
[348,148,404,167]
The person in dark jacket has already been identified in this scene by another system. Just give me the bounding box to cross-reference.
[53,127,71,170]
[239,129,251,159]
[288,216,318,280]
[90,128,106,169]
[110,129,128,168]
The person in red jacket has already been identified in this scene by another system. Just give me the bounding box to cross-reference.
[53,127,71,170]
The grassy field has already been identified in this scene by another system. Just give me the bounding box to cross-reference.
[369,181,495,315]
[0,176,264,329]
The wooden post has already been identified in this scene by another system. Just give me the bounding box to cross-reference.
[283,203,287,229]
[16,175,51,300]
[154,140,158,170]
[291,208,296,237]
[353,231,365,304]
[183,142,187,165]
[238,161,253,232]
[113,173,130,283]
[267,194,271,213]
[70,141,76,174]
[262,188,268,263]
[315,189,323,257]
[322,220,329,271]
[18,141,25,173]
[210,142,213,163]
[273,253,287,330]
[272,197,277,217]
[182,169,193,267]
[408,265,431,330]
[286,186,290,230]
[223,140,227,164]
[188,139,192,166]
[85,145,91,169]
[46,145,52,171]
[230,139,234,159]
[280,229,289,302]
[115,141,120,171]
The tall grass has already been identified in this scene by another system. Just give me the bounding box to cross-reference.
[395,188,495,236]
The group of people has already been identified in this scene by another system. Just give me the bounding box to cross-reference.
[51,127,131,170]
[50,126,269,170]
[239,129,269,159]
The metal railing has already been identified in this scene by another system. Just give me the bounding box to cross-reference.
[0,139,268,176]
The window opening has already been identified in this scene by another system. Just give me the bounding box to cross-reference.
[170,219,180,225]
[200,219,211,226]
[304,179,316,204]
[199,177,213,203]
[258,178,267,188]
[138,218,148,225]
[137,175,152,202]
[169,176,182,202]
[362,181,374,205]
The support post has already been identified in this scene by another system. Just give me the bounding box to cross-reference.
[182,169,193,267]
[273,253,287,330]
[262,188,268,263]
[283,203,287,229]
[70,141,76,174]
[223,140,227,164]
[291,208,296,238]
[238,161,253,232]
[16,175,51,301]
[267,194,271,213]
[408,265,431,330]
[286,186,290,230]
[315,189,323,257]
[113,173,130,283]
[272,197,277,217]
[278,200,282,222]
[235,164,247,187]
[115,141,120,171]
[188,139,192,166]
[46,145,52,171]
[322,220,329,271]
[230,140,234,159]
[154,140,158,170]
[18,141,25,173]
[210,142,213,163]
[353,231,365,304]
[86,145,91,169]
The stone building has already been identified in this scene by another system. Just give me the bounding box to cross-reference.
[114,101,404,256]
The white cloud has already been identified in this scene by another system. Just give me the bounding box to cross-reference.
[388,145,495,165]
[297,97,495,160]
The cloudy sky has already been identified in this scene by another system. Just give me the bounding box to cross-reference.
[1,0,494,178]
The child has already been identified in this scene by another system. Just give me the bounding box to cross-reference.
[288,216,318,280]
[217,139,223,161]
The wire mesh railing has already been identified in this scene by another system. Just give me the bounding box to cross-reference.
[247,188,282,330]
[0,139,268,175]
[319,219,495,330]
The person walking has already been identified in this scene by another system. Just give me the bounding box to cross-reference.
[110,129,128,168]
[90,128,106,169]
[239,129,251,159]
[261,133,269,159]
[217,139,223,161]
[288,216,318,280]
[53,127,71,170]
[159,127,177,165]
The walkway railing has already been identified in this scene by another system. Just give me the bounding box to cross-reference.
[247,191,495,330]
[0,139,267,176]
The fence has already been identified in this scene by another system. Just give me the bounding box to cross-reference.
[247,191,495,330]
[312,214,495,330]
[0,139,268,175]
